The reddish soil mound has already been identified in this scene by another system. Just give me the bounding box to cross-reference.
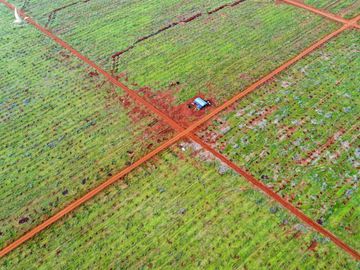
[107,87,173,150]
[307,240,318,252]
[105,75,215,149]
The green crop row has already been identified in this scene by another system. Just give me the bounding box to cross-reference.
[1,145,357,269]
[305,0,360,19]
[196,29,360,250]
[0,6,172,249]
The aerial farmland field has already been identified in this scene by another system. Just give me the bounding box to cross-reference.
[1,147,358,269]
[0,6,174,250]
[305,0,360,19]
[0,0,359,268]
[8,0,235,66]
[114,1,340,104]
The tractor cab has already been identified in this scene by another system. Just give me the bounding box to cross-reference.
[193,97,211,110]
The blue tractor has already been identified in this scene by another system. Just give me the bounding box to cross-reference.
[193,97,211,110]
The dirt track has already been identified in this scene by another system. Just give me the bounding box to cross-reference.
[0,0,359,260]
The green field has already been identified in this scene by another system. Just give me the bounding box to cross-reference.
[1,146,358,269]
[10,1,339,104]
[1,0,359,268]
[196,30,360,250]
[116,0,339,104]
[305,0,360,19]
[9,0,232,66]
[0,6,174,249]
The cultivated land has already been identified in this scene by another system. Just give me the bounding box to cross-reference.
[305,0,360,19]
[1,147,358,269]
[197,30,360,250]
[8,0,233,67]
[0,0,360,268]
[116,0,339,104]
[0,6,174,249]
[9,0,339,103]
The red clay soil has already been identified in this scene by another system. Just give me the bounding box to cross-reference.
[108,73,218,152]
[307,240,318,252]
[138,87,215,128]
[88,71,99,77]
[106,87,173,149]
[111,72,216,128]
[1,0,359,260]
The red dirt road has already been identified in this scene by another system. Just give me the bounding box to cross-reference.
[1,0,359,260]
[183,24,350,133]
[187,134,360,261]
[0,132,186,258]
[350,14,360,29]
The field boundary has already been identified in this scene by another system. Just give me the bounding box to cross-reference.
[0,0,359,260]
[44,0,91,28]
[282,0,360,28]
